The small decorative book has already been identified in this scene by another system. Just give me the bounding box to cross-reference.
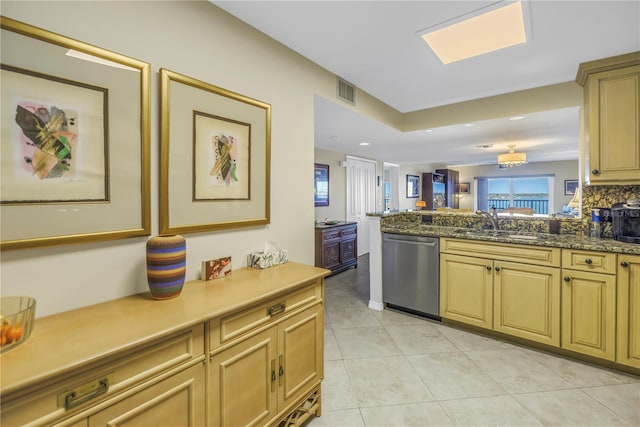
[202,257,232,281]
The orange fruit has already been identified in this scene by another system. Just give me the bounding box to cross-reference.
[6,324,22,343]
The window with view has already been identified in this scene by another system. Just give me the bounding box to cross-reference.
[476,176,553,215]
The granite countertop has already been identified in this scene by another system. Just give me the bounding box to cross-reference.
[381,224,640,255]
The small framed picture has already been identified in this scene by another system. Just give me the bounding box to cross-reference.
[564,180,578,196]
[406,175,419,198]
[202,256,232,281]
[457,182,470,194]
[314,163,329,206]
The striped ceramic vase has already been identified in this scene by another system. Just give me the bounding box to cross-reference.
[146,234,186,300]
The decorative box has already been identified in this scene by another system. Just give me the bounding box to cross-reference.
[247,249,288,269]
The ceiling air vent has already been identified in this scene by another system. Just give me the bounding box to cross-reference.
[336,77,355,105]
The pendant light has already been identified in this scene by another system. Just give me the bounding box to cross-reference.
[498,145,527,168]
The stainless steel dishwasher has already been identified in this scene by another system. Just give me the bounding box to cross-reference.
[382,233,440,319]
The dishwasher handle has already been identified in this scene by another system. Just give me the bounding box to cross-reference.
[383,237,438,247]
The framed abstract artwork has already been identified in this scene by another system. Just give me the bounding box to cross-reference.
[159,68,271,234]
[0,17,151,250]
[314,163,329,206]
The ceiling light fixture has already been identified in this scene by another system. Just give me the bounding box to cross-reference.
[359,142,370,146]
[421,1,527,64]
[498,144,527,168]
[463,123,475,127]
[509,116,525,121]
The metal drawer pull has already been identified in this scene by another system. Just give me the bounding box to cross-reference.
[271,359,276,392]
[59,375,111,410]
[486,266,492,271]
[585,258,593,264]
[621,261,629,267]
[268,302,286,317]
[494,266,501,272]
[564,276,571,282]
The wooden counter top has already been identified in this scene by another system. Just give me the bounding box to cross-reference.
[0,262,329,395]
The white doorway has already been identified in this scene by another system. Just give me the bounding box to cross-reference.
[383,162,399,211]
[346,156,377,256]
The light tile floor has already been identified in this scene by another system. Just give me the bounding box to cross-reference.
[309,255,640,427]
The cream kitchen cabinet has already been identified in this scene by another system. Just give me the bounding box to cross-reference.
[617,254,640,368]
[440,253,493,329]
[493,261,561,347]
[440,238,561,346]
[208,280,324,427]
[561,250,617,361]
[576,51,640,185]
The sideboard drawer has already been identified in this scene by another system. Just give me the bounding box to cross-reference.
[1,325,204,426]
[210,280,321,350]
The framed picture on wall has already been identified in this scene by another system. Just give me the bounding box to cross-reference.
[564,180,578,195]
[314,163,329,206]
[159,68,271,235]
[457,182,471,194]
[406,174,419,198]
[0,17,151,250]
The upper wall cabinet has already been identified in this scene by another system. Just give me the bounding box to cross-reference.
[576,52,640,185]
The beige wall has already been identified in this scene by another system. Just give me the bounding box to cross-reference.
[0,1,400,317]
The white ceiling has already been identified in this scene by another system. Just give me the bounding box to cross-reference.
[213,1,640,166]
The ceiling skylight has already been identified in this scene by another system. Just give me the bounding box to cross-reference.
[422,2,527,64]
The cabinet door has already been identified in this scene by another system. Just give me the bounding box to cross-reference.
[440,254,493,329]
[494,262,560,346]
[340,237,357,265]
[588,65,640,184]
[617,254,640,368]
[88,363,205,426]
[277,304,324,412]
[561,270,616,360]
[322,241,341,270]
[209,329,278,427]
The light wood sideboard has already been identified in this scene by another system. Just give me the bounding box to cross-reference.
[0,262,329,427]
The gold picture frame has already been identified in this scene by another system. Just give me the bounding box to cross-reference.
[0,17,151,250]
[159,69,271,234]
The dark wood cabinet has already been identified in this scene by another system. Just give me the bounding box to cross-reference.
[421,172,446,210]
[315,222,357,275]
[436,168,460,208]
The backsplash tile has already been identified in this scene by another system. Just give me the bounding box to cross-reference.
[582,185,640,216]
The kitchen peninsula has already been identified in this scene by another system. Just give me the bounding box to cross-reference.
[368,211,640,374]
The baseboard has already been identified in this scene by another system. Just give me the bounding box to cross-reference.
[368,300,384,311]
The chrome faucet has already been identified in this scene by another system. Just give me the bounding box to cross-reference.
[476,208,499,230]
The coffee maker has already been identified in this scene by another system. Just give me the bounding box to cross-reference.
[612,199,640,244]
